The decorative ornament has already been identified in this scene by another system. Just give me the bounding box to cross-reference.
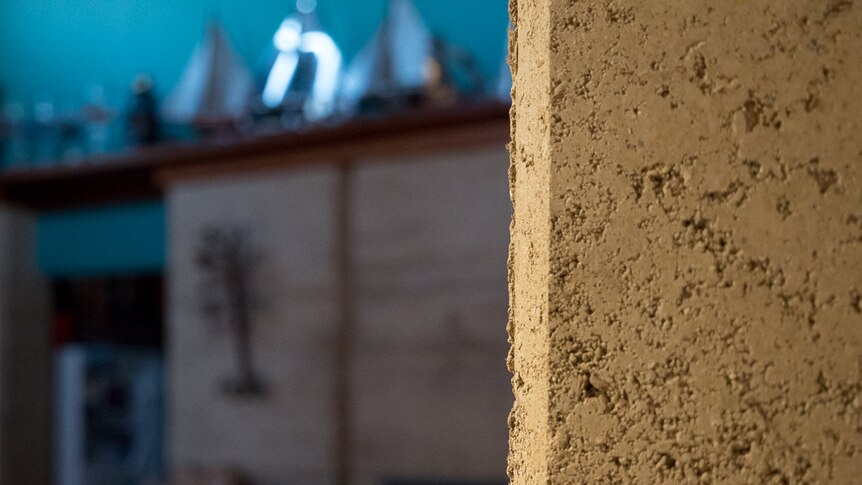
[163,21,254,128]
[260,0,343,124]
[196,226,266,398]
[341,0,433,114]
[342,0,485,115]
[127,74,162,146]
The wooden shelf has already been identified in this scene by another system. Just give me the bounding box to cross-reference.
[0,102,510,211]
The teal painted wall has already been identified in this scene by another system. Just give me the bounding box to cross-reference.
[38,202,166,277]
[0,0,508,276]
[0,0,508,104]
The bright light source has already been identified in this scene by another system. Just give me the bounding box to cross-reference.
[300,31,342,119]
[273,18,302,52]
[296,0,317,15]
[262,52,300,108]
[263,13,343,117]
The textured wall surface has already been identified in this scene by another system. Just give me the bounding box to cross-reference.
[168,147,511,484]
[507,0,552,482]
[509,0,862,483]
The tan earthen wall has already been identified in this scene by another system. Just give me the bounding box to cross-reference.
[509,1,862,483]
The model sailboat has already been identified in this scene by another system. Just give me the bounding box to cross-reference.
[342,0,485,114]
[341,0,434,113]
[162,21,254,126]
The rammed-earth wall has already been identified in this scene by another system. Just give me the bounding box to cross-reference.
[508,1,862,483]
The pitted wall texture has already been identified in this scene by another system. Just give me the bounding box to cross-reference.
[508,1,862,483]
[507,0,552,482]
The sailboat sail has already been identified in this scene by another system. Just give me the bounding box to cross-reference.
[341,0,432,104]
[163,22,254,124]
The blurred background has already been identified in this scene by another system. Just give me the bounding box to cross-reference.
[0,1,512,485]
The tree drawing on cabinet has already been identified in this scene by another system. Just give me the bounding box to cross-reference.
[195,225,266,397]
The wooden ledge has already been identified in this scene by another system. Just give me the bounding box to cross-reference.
[0,102,510,211]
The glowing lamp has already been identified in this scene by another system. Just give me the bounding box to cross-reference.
[262,0,343,121]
